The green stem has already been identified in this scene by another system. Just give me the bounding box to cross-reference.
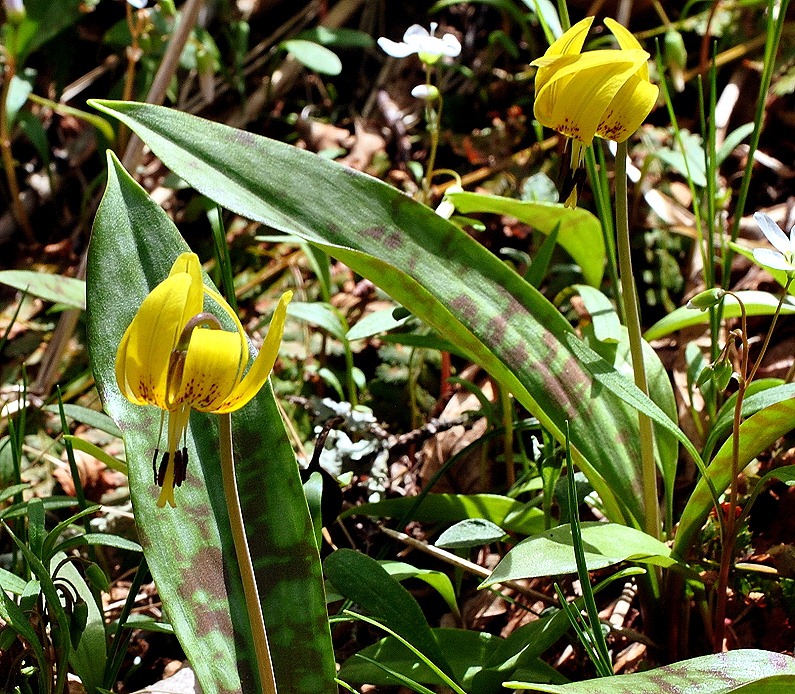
[714,278,793,649]
[614,141,660,540]
[219,413,277,694]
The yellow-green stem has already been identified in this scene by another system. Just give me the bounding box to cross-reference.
[219,413,277,694]
[614,141,660,540]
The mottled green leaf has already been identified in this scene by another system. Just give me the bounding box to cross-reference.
[87,152,335,694]
[87,100,686,530]
[506,649,795,692]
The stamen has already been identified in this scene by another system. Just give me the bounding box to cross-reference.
[152,449,160,485]
[156,451,170,487]
[174,447,189,487]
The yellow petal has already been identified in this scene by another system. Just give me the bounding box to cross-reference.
[215,290,292,413]
[597,72,659,142]
[118,273,195,409]
[173,329,245,411]
[202,283,249,388]
[544,16,594,57]
[532,17,594,94]
[534,50,649,145]
[604,18,649,80]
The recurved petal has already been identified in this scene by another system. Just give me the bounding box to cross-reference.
[546,16,594,57]
[215,291,292,413]
[534,51,648,145]
[754,212,792,255]
[120,272,194,409]
[604,18,650,80]
[377,37,416,58]
[596,72,658,142]
[174,329,245,411]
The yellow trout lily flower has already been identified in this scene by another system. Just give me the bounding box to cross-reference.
[115,252,291,508]
[531,17,658,205]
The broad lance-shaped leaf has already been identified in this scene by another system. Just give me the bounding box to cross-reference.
[89,101,681,529]
[87,152,336,694]
[674,398,795,558]
[505,649,795,692]
[446,191,605,287]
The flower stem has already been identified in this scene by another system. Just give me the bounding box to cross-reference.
[713,278,792,650]
[219,413,277,694]
[615,141,660,540]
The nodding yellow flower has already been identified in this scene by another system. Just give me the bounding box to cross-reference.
[530,17,658,206]
[115,252,291,508]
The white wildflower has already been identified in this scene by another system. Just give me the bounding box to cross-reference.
[378,23,461,65]
[753,212,795,276]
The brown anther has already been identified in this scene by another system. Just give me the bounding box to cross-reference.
[156,451,170,487]
[174,447,189,487]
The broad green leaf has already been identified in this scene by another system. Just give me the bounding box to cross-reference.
[87,152,335,694]
[282,39,342,75]
[505,649,795,692]
[324,549,456,681]
[380,561,459,618]
[339,628,562,691]
[702,382,795,461]
[64,435,128,475]
[346,306,410,341]
[645,290,795,341]
[90,101,680,530]
[287,301,348,341]
[572,285,621,343]
[0,566,27,594]
[474,610,571,694]
[447,191,605,287]
[674,399,795,557]
[435,518,506,548]
[296,26,374,49]
[481,522,676,587]
[0,270,86,310]
[342,493,544,535]
[44,403,122,437]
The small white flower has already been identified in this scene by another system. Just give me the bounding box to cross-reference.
[377,23,461,65]
[410,84,440,100]
[4,0,24,19]
[435,184,463,219]
[127,0,148,8]
[753,212,795,276]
